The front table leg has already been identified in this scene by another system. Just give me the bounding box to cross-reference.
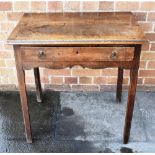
[123,68,138,143]
[14,46,32,143]
[123,45,141,144]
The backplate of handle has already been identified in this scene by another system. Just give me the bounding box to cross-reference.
[38,49,46,58]
[110,51,117,59]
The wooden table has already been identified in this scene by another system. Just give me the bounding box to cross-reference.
[7,12,146,144]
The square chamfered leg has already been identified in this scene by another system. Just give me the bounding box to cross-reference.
[116,67,124,103]
[14,45,32,143]
[123,45,141,144]
[34,68,43,103]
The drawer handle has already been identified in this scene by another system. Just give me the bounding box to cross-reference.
[38,50,46,59]
[110,51,117,59]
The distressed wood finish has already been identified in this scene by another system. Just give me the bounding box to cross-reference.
[8,12,146,144]
[8,12,145,45]
[21,47,134,62]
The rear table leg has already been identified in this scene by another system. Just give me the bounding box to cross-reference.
[34,68,43,103]
[116,67,123,103]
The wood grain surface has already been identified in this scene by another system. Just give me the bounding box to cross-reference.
[8,12,146,45]
[21,47,134,62]
[9,12,146,144]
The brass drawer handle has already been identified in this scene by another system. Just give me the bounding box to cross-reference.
[110,51,117,59]
[38,49,46,59]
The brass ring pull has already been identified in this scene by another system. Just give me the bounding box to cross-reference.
[110,51,117,59]
[38,49,46,58]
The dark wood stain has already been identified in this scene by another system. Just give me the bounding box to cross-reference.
[8,12,146,144]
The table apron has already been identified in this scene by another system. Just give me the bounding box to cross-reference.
[21,61,133,70]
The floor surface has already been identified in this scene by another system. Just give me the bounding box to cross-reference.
[0,90,155,153]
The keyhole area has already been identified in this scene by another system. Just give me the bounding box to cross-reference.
[76,51,79,54]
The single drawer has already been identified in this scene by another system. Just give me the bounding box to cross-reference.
[21,47,134,62]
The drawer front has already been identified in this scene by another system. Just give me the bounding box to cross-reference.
[21,47,134,62]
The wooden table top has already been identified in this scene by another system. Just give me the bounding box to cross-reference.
[8,12,146,45]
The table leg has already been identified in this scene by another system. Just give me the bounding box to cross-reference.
[14,46,32,143]
[123,68,138,144]
[34,68,42,103]
[116,67,123,103]
[123,45,141,144]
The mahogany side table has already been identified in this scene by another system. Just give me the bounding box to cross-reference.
[7,12,146,144]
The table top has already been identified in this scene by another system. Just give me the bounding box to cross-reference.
[8,12,146,45]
